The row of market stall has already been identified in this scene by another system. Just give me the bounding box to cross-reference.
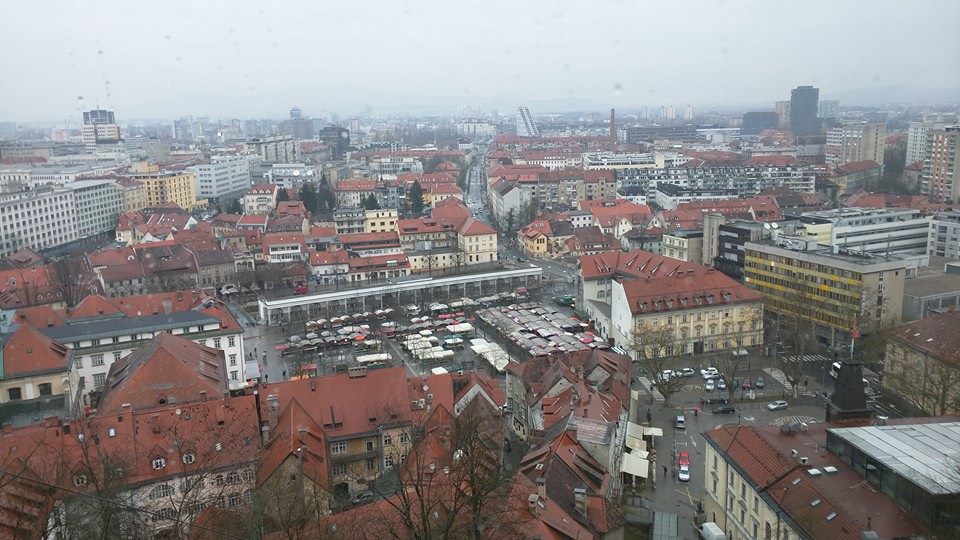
[476,302,607,358]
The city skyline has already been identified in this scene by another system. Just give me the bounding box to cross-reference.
[1,0,959,121]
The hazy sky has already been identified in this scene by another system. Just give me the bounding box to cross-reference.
[1,0,959,121]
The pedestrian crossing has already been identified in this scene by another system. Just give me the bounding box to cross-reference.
[771,415,818,427]
[763,367,817,397]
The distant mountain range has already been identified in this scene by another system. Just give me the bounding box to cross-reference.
[822,85,960,106]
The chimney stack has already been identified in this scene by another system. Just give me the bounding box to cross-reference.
[528,494,540,516]
[573,487,586,516]
[536,475,546,500]
[610,108,616,140]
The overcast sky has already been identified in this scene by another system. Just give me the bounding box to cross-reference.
[1,0,958,121]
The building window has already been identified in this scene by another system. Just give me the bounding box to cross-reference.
[7,388,22,401]
[331,441,346,454]
[213,338,222,348]
[74,474,87,487]
[332,463,346,477]
[38,383,52,396]
[226,471,241,484]
[228,336,236,347]
[399,432,408,444]
[229,354,237,366]
[383,434,392,446]
[91,354,105,367]
[152,457,166,470]
[150,484,174,500]
[384,455,394,468]
[366,441,375,452]
[183,452,196,464]
[93,373,107,388]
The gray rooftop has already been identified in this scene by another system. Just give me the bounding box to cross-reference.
[828,422,960,495]
[40,311,219,343]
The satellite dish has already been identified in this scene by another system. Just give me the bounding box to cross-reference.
[772,222,779,229]
[292,170,301,176]
[763,223,771,230]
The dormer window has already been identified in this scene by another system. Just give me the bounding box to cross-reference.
[152,457,166,470]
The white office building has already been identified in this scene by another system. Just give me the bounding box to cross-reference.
[67,179,123,238]
[0,186,78,257]
[906,122,949,166]
[188,155,253,200]
[803,207,932,261]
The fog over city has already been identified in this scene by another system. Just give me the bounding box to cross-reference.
[1,0,959,121]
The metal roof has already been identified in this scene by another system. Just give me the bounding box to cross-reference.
[828,422,960,495]
[40,311,219,343]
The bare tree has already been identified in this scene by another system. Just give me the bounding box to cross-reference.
[712,306,764,401]
[631,322,688,407]
[49,254,96,308]
[885,356,960,416]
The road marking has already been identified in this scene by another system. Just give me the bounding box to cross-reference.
[741,416,755,422]
[675,486,697,508]
[688,437,697,448]
[771,415,817,426]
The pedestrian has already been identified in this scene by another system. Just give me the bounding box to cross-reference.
[804,378,809,387]
[282,370,287,378]
[264,374,269,382]
[646,409,652,423]
[663,466,667,478]
[694,408,699,418]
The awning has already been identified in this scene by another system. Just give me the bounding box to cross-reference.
[620,452,650,478]
[626,435,646,452]
[627,422,645,440]
[645,427,664,437]
[629,448,650,460]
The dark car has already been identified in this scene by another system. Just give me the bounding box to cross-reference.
[756,377,766,389]
[712,405,736,414]
[704,397,731,405]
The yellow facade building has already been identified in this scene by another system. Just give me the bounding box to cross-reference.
[128,165,199,210]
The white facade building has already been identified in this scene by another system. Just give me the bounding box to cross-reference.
[188,155,253,200]
[0,186,78,257]
[906,122,948,166]
[67,179,123,238]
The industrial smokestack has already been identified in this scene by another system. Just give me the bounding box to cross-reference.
[610,108,616,140]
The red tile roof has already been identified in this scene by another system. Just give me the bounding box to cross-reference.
[888,309,960,366]
[619,269,763,315]
[99,333,228,413]
[580,249,703,280]
[247,183,278,195]
[833,160,881,175]
[338,231,400,246]
[1,325,71,378]
[348,254,409,271]
[745,154,801,167]
[457,217,496,236]
[335,179,377,192]
[309,249,350,266]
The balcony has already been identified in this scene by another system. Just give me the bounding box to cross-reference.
[329,449,380,464]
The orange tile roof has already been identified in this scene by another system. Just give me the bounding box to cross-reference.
[99,333,228,413]
[888,309,960,366]
[619,269,763,315]
[1,325,71,378]
[579,249,702,280]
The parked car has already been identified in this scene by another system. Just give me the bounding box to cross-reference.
[705,380,715,391]
[741,378,753,390]
[679,368,696,377]
[705,397,730,405]
[675,415,686,429]
[352,491,375,506]
[716,379,727,390]
[712,405,736,414]
[677,451,691,467]
[756,376,765,389]
[219,283,238,295]
[700,367,718,380]
[767,400,789,411]
[678,465,690,482]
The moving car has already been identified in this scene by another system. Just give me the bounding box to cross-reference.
[712,404,736,414]
[678,465,690,482]
[677,451,691,467]
[675,415,686,429]
[741,378,753,390]
[767,400,789,411]
[755,377,765,389]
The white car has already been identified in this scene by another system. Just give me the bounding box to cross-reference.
[679,368,696,377]
[678,465,690,482]
[767,400,789,411]
[705,380,715,391]
[660,369,674,381]
[701,367,719,380]
[219,283,238,295]
[717,379,727,390]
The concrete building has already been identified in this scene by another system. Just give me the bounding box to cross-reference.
[264,163,317,190]
[929,211,960,259]
[774,100,791,129]
[128,169,199,210]
[245,135,298,163]
[653,184,739,210]
[802,207,932,260]
[825,123,886,165]
[905,121,948,166]
[740,112,779,136]
[828,160,883,196]
[67,179,123,238]
[81,109,121,148]
[364,209,398,233]
[922,126,960,202]
[115,178,147,212]
[901,257,960,320]
[188,155,252,201]
[516,106,540,137]
[818,99,839,121]
[789,85,820,136]
[0,185,78,257]
[660,229,703,263]
[744,238,910,347]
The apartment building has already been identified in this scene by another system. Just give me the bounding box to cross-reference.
[828,160,882,195]
[929,211,960,259]
[609,266,763,356]
[129,169,199,210]
[25,292,248,397]
[882,310,960,415]
[245,135,298,163]
[67,179,123,238]
[0,185,79,257]
[188,154,252,200]
[332,208,366,234]
[457,217,498,264]
[261,234,308,264]
[905,121,948,165]
[243,183,278,214]
[661,229,703,263]
[744,239,910,347]
[115,178,147,211]
[825,123,885,165]
[703,421,929,540]
[363,209,398,233]
[0,325,79,413]
[922,126,960,202]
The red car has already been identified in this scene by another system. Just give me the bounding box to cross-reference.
[741,378,753,390]
[678,451,691,467]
